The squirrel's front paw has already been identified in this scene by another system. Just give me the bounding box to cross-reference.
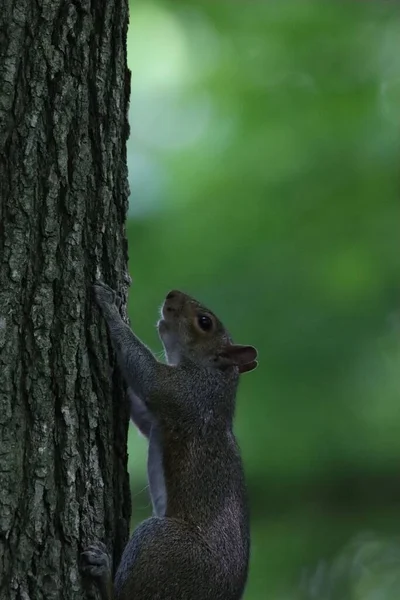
[93,281,121,311]
[81,542,111,580]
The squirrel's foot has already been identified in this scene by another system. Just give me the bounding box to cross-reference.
[81,542,114,600]
[81,542,111,580]
[93,281,121,311]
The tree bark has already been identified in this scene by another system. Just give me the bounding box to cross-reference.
[0,0,131,598]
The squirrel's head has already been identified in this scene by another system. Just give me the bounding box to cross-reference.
[157,290,258,374]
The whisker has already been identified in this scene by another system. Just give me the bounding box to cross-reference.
[133,483,150,499]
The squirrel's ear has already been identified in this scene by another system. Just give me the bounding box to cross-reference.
[237,359,258,374]
[217,345,258,374]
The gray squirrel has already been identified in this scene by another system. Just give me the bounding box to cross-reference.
[81,281,258,600]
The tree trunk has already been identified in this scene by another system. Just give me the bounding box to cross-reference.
[0,0,131,598]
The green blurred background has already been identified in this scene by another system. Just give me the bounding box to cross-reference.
[124,2,400,598]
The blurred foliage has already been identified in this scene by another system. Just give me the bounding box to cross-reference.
[298,532,400,600]
[124,1,400,598]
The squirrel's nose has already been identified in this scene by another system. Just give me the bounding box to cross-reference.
[163,290,183,314]
[166,290,184,301]
[166,290,178,300]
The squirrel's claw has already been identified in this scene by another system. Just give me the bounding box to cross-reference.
[81,542,111,579]
[93,281,121,310]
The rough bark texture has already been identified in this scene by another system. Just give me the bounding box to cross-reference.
[0,0,131,598]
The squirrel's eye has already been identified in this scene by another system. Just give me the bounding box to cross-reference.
[197,314,213,332]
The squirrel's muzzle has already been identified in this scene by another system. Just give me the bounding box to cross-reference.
[162,290,187,317]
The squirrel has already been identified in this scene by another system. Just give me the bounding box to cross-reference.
[81,281,258,600]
